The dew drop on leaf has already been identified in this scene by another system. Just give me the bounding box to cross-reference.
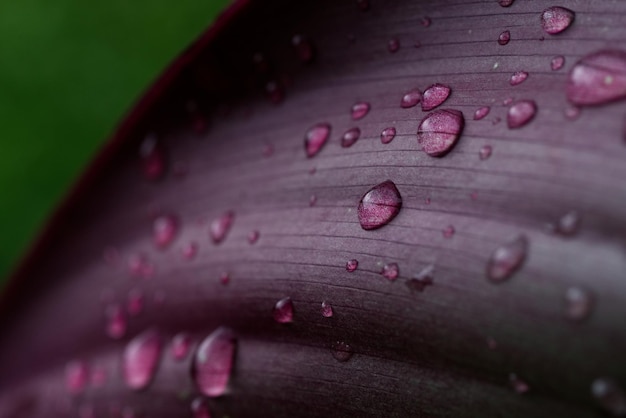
[388,37,400,53]
[509,71,529,86]
[551,55,565,71]
[566,50,626,106]
[105,304,127,339]
[380,127,396,144]
[273,297,294,323]
[321,301,334,318]
[486,235,528,283]
[592,378,626,416]
[248,230,260,244]
[139,134,166,181]
[341,127,361,148]
[422,83,451,111]
[171,333,192,361]
[304,123,331,158]
[192,327,237,397]
[507,100,537,129]
[346,259,359,272]
[182,241,199,260]
[498,30,511,46]
[381,262,399,281]
[126,288,143,316]
[400,88,422,108]
[153,214,179,249]
[209,211,235,244]
[442,225,455,238]
[351,102,370,120]
[541,6,575,35]
[417,109,465,157]
[564,287,593,321]
[122,329,162,390]
[331,341,354,362]
[499,0,514,7]
[357,180,403,230]
[479,145,493,160]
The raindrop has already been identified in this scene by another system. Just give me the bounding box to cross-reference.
[126,288,143,316]
[321,301,334,318]
[139,134,166,181]
[417,109,465,157]
[499,0,514,7]
[510,71,529,86]
[509,373,530,394]
[381,127,396,144]
[422,84,451,111]
[341,127,361,148]
[351,102,370,120]
[565,287,593,321]
[541,6,575,35]
[479,145,493,160]
[153,214,178,248]
[498,30,511,45]
[381,262,399,281]
[346,259,359,272]
[172,333,192,361]
[182,242,199,260]
[291,34,315,64]
[273,297,294,323]
[592,378,626,416]
[486,235,528,283]
[65,361,89,395]
[105,304,127,339]
[190,397,211,418]
[248,230,260,244]
[442,225,455,238]
[551,55,565,71]
[357,180,403,230]
[305,123,331,158]
[566,50,626,106]
[123,329,162,390]
[474,106,490,120]
[192,327,237,397]
[400,88,422,108]
[210,211,235,244]
[507,100,537,129]
[388,38,400,53]
[406,264,434,292]
[331,341,354,362]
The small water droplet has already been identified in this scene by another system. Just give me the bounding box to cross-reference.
[248,230,260,244]
[421,16,432,27]
[417,109,465,157]
[564,287,593,321]
[507,100,537,129]
[553,210,581,236]
[400,88,422,108]
[510,71,529,86]
[509,373,529,394]
[331,341,354,362]
[346,259,359,272]
[351,102,370,120]
[503,97,514,106]
[422,84,451,111]
[442,225,455,238]
[566,50,626,106]
[153,214,178,248]
[291,34,315,63]
[541,6,575,35]
[388,38,400,53]
[380,127,396,144]
[273,297,294,323]
[190,397,211,418]
[479,145,493,160]
[139,135,166,181]
[105,304,127,339]
[486,235,528,283]
[182,242,199,260]
[357,180,403,230]
[499,0,514,7]
[474,106,491,121]
[192,327,237,397]
[65,361,89,395]
[592,378,626,416]
[210,211,235,244]
[219,272,230,285]
[123,329,162,390]
[381,262,399,281]
[305,123,331,158]
[126,288,144,316]
[498,30,511,45]
[172,333,192,361]
[551,55,565,71]
[406,264,434,292]
[321,301,334,318]
[564,105,581,120]
[309,194,317,207]
[341,127,361,148]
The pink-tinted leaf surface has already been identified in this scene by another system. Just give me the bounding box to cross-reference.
[2,0,626,417]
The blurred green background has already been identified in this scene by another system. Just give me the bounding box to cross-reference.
[0,0,230,282]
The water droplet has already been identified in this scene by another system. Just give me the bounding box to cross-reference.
[265,81,284,104]
[190,397,211,418]
[422,84,451,111]
[65,361,89,395]
[291,34,315,64]
[248,230,260,244]
[346,259,358,272]
[172,333,192,361]
[564,287,593,321]
[126,288,143,316]
[592,378,626,416]
[566,50,626,106]
[321,301,334,318]
[541,6,575,35]
[182,242,199,260]
[553,210,581,236]
[509,373,529,394]
[351,102,370,120]
[341,127,361,148]
[309,194,317,207]
[105,304,127,339]
[357,180,403,230]
[499,0,514,7]
[401,88,422,108]
[503,97,514,106]
[474,106,491,120]
[356,0,369,11]
[507,100,537,129]
[304,123,331,158]
[331,341,354,362]
[406,264,434,292]
[564,105,581,120]
[442,225,455,238]
[381,127,396,144]
[417,109,465,157]
[210,211,235,244]
[510,71,529,86]
[421,16,432,27]
[123,329,162,390]
[192,327,237,397]
[551,55,565,71]
[498,30,511,45]
[486,235,528,283]
[381,262,399,281]
[479,145,493,160]
[219,272,230,285]
[388,38,400,53]
[153,215,178,248]
[273,297,294,323]
[139,135,166,181]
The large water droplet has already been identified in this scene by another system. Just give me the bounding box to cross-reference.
[304,123,331,158]
[507,100,537,129]
[65,361,89,395]
[123,329,162,390]
[541,6,575,35]
[357,180,403,230]
[509,373,530,394]
[422,84,451,111]
[551,55,565,71]
[192,327,237,397]
[388,38,400,53]
[417,109,465,157]
[273,297,294,323]
[341,127,361,148]
[400,88,422,108]
[509,71,529,86]
[486,235,528,282]
[291,34,315,64]
[172,333,192,361]
[351,102,370,120]
[190,397,211,418]
[498,30,511,46]
[499,0,514,7]
[139,135,166,181]
[406,264,434,292]
[105,304,127,339]
[153,215,178,248]
[380,127,396,144]
[479,145,493,160]
[564,287,593,321]
[210,211,235,244]
[474,106,490,121]
[321,301,334,318]
[592,378,626,416]
[331,341,354,362]
[566,50,626,106]
[346,259,358,272]
[381,262,399,281]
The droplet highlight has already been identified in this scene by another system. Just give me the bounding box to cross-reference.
[357,180,403,230]
[122,329,162,390]
[507,100,537,129]
[380,127,396,144]
[541,6,575,35]
[551,55,565,71]
[486,235,528,283]
[479,145,493,160]
[210,211,235,244]
[305,123,331,158]
[422,84,451,111]
[351,102,370,120]
[400,88,422,108]
[192,327,237,397]
[417,109,465,157]
[509,71,528,86]
[346,259,358,272]
[498,30,511,46]
[381,262,399,281]
[474,106,490,121]
[341,127,361,148]
[566,50,626,106]
[273,297,294,323]
[321,301,334,318]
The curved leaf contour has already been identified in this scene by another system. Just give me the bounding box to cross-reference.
[1,0,626,416]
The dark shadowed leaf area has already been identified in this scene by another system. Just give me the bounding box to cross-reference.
[2,0,626,416]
